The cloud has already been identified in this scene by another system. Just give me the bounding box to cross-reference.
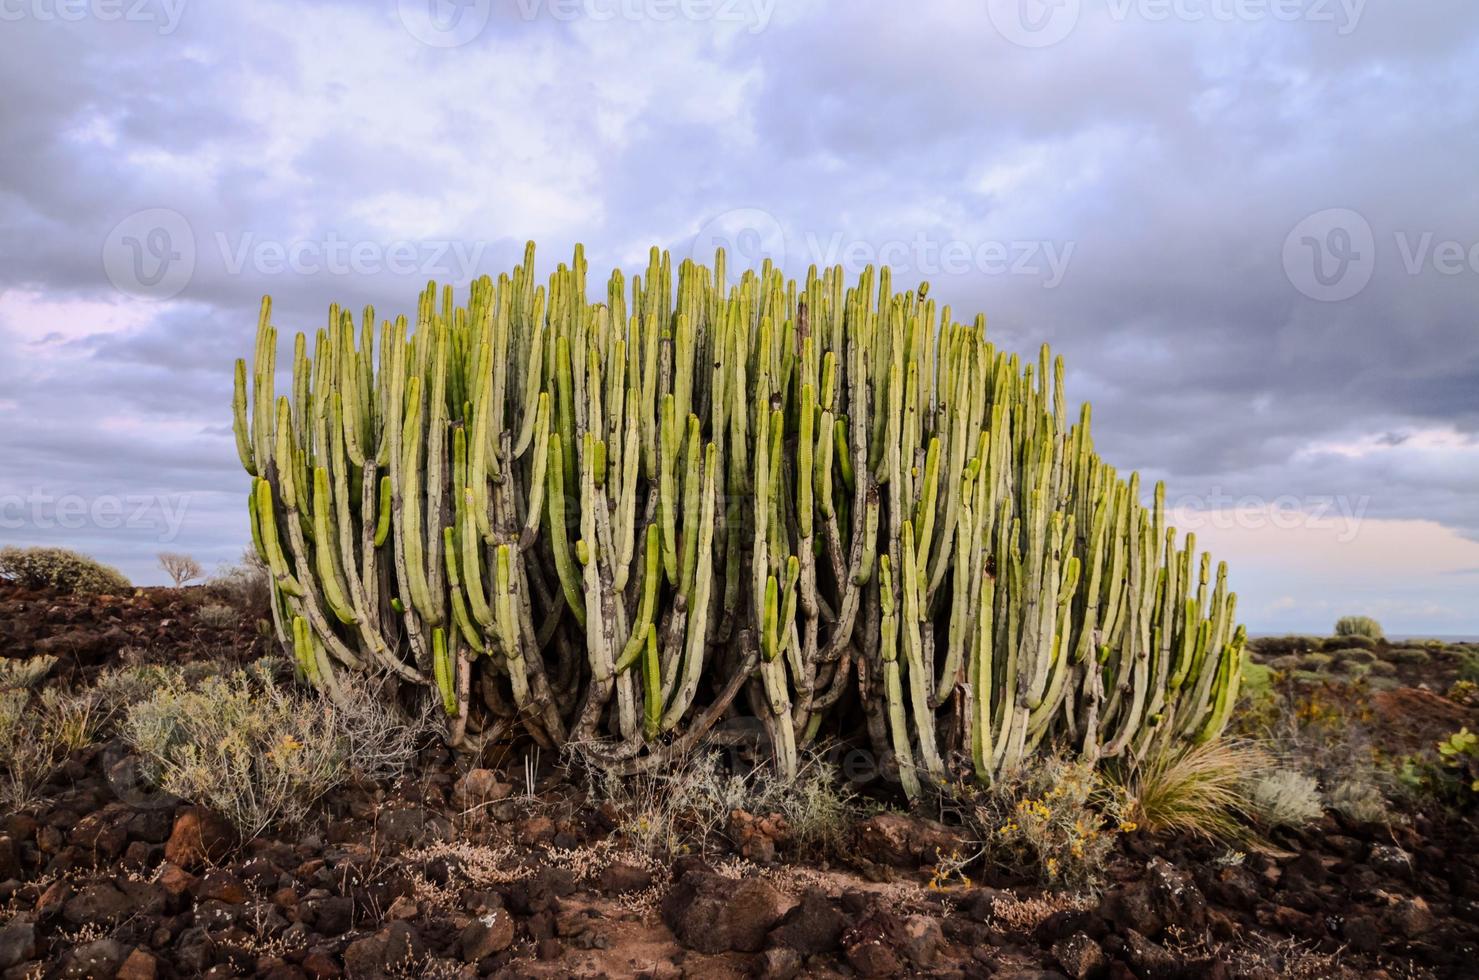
[0,0,1475,630]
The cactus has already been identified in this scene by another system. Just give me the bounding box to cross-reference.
[235,244,1245,791]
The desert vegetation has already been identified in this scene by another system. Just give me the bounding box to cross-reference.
[0,545,130,596]
[234,244,1246,796]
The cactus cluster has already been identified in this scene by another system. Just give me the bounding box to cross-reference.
[234,243,1245,792]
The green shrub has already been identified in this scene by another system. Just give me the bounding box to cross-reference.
[0,546,130,596]
[1250,636,1323,657]
[1366,660,1397,677]
[123,662,430,837]
[1323,633,1376,652]
[1298,653,1332,671]
[1268,655,1302,671]
[968,752,1125,890]
[1334,616,1384,641]
[1386,647,1430,665]
[1330,648,1377,667]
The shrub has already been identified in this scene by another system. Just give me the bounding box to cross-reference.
[584,748,863,861]
[1330,648,1377,668]
[1436,727,1479,802]
[1248,636,1323,657]
[206,551,273,624]
[1327,779,1388,825]
[0,685,107,811]
[1244,769,1323,828]
[123,662,430,837]
[0,655,58,691]
[1386,647,1430,665]
[1114,740,1268,843]
[0,546,130,596]
[966,752,1126,890]
[196,603,239,630]
[1323,633,1376,652]
[1297,653,1332,671]
[1334,616,1384,641]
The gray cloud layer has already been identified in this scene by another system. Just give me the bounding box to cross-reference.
[1,1,1476,630]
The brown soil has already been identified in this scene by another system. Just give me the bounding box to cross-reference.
[1,589,1476,979]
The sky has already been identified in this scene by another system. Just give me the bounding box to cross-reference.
[0,0,1476,636]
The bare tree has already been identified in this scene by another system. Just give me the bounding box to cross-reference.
[158,552,204,587]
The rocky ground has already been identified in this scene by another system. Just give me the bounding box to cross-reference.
[1,585,1477,978]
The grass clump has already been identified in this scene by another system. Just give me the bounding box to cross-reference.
[0,668,109,811]
[1114,740,1269,843]
[123,661,429,837]
[0,546,130,596]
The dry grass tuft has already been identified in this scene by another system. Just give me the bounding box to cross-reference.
[1115,739,1269,842]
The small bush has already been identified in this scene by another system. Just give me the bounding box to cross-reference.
[1324,633,1376,652]
[1244,769,1322,828]
[1327,779,1388,825]
[1436,727,1479,803]
[1115,740,1268,843]
[1386,646,1430,665]
[124,663,429,837]
[1330,648,1377,667]
[0,655,58,691]
[1,685,107,811]
[206,551,273,624]
[1297,653,1332,671]
[967,752,1125,890]
[196,603,239,630]
[0,546,130,596]
[1249,636,1323,657]
[1334,616,1384,641]
[585,748,863,861]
